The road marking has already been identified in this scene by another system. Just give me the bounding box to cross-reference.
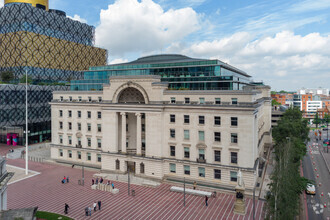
[312,203,324,214]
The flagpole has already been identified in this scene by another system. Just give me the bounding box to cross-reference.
[25,70,28,175]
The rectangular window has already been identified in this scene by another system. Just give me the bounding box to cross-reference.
[171,97,176,104]
[87,153,91,161]
[97,154,101,162]
[68,150,72,158]
[230,171,237,182]
[184,130,190,140]
[60,96,63,101]
[97,124,102,132]
[170,163,176,173]
[88,96,92,102]
[231,152,238,164]
[68,110,72,117]
[68,122,72,130]
[98,112,102,119]
[199,97,205,104]
[59,149,63,157]
[170,146,175,157]
[78,96,82,102]
[214,116,221,125]
[214,169,221,179]
[87,111,91,118]
[215,98,221,104]
[77,151,81,159]
[77,123,81,131]
[59,135,63,144]
[198,167,205,177]
[87,123,91,131]
[214,132,221,142]
[170,129,175,138]
[232,98,238,105]
[198,131,205,141]
[184,165,190,175]
[116,160,120,170]
[184,147,190,158]
[231,117,238,126]
[77,137,81,146]
[68,136,72,145]
[199,116,205,125]
[170,114,175,123]
[59,110,63,117]
[214,150,221,162]
[184,115,190,124]
[98,97,102,102]
[87,138,91,147]
[231,133,238,143]
[142,124,145,132]
[78,111,81,118]
[97,139,102,148]
[185,97,190,104]
[199,149,205,160]
[59,122,63,129]
[69,96,72,102]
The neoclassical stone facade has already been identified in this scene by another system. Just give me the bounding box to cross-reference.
[50,75,272,193]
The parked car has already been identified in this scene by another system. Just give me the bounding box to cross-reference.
[306,184,316,195]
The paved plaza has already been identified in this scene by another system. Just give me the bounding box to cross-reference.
[7,158,265,219]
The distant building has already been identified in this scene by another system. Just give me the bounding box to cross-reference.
[298,88,329,96]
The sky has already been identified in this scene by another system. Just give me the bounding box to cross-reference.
[3,0,330,91]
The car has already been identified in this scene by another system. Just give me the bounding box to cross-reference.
[306,184,316,195]
[323,128,328,131]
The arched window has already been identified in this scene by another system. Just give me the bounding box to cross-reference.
[116,159,120,170]
[140,163,145,174]
[118,87,145,103]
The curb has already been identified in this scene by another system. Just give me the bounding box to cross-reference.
[319,150,330,174]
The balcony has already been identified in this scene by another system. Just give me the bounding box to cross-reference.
[76,144,82,148]
[196,158,206,163]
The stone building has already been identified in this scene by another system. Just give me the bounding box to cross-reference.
[50,74,272,193]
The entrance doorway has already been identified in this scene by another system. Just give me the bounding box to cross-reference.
[126,161,136,174]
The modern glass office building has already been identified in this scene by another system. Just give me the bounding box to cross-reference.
[71,54,252,91]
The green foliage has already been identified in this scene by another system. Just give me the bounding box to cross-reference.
[19,74,33,84]
[313,113,322,129]
[271,91,277,95]
[0,71,14,83]
[266,107,310,219]
[35,211,73,220]
[279,90,288,93]
[272,99,281,106]
[324,113,330,124]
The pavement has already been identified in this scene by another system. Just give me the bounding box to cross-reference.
[302,130,330,220]
[7,158,266,220]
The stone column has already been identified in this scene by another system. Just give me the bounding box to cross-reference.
[136,113,142,155]
[120,112,126,154]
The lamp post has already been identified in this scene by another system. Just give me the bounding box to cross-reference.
[25,70,29,175]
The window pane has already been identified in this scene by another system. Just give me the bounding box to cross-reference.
[184,165,190,175]
[214,169,221,179]
[184,130,190,140]
[230,171,237,182]
[199,131,205,141]
[198,167,205,177]
[170,163,176,173]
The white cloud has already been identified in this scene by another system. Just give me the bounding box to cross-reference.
[174,31,330,90]
[109,58,129,64]
[0,1,3,7]
[95,0,200,56]
[68,14,87,23]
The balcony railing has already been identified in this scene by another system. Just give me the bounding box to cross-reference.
[196,158,206,163]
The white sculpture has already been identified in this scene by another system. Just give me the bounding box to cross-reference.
[237,169,244,187]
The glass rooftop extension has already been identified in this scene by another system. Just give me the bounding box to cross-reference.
[71,54,253,91]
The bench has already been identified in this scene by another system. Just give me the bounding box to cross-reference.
[170,186,212,197]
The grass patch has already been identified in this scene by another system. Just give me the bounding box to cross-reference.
[36,211,73,220]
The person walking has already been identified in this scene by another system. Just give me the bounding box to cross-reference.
[67,176,69,183]
[205,195,208,207]
[193,181,197,190]
[64,203,69,214]
[112,182,115,189]
[63,176,66,183]
[85,207,89,216]
[93,202,97,211]
[88,207,92,216]
[98,200,101,210]
[100,177,103,184]
[95,177,99,184]
[92,179,95,185]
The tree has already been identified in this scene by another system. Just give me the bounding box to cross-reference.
[19,74,33,84]
[324,113,330,144]
[313,112,322,129]
[272,99,281,106]
[266,107,310,220]
[0,71,14,83]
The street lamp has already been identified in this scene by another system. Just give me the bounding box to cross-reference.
[25,70,29,175]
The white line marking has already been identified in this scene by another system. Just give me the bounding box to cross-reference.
[7,164,40,185]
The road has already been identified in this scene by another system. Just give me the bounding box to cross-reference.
[302,129,330,220]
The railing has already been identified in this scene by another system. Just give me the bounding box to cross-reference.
[127,149,137,155]
[76,144,82,148]
[196,158,206,163]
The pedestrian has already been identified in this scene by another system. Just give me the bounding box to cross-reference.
[107,180,110,185]
[63,176,66,183]
[193,181,197,190]
[205,195,208,207]
[92,179,95,185]
[96,177,99,184]
[100,177,103,184]
[72,164,75,168]
[93,202,97,211]
[112,182,115,189]
[67,176,69,183]
[64,203,69,214]
[98,200,101,210]
[88,207,92,216]
[85,207,89,216]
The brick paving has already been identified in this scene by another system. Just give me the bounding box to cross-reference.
[7,158,265,220]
